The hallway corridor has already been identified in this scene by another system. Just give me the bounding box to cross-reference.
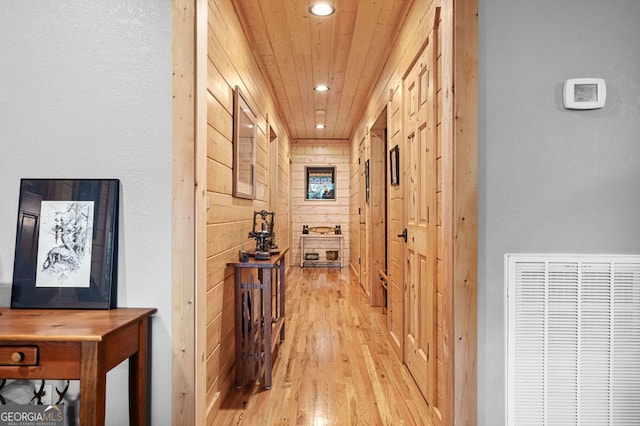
[214,267,433,425]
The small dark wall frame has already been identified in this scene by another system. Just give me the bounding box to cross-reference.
[390,144,400,186]
[305,166,336,200]
[11,179,120,309]
[365,160,370,204]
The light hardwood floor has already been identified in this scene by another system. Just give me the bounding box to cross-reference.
[213,267,433,425]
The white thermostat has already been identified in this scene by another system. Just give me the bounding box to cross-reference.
[563,78,606,109]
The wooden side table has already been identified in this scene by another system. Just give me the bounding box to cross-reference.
[228,248,287,389]
[0,307,156,426]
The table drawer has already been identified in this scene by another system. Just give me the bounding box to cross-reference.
[0,345,38,366]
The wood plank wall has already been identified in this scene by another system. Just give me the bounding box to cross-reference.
[203,0,291,423]
[172,0,477,423]
[275,128,291,255]
[291,140,350,267]
[346,0,477,425]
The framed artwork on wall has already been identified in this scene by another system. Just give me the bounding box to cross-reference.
[390,144,400,186]
[233,86,257,199]
[365,159,370,204]
[11,178,120,309]
[305,166,336,200]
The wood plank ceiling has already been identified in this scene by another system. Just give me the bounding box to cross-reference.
[232,0,412,140]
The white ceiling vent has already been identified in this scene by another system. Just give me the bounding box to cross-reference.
[506,254,640,425]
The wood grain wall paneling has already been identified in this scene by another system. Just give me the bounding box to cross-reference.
[291,140,351,268]
[174,0,477,423]
[207,126,233,169]
[346,0,477,425]
[203,0,292,420]
[233,0,412,140]
[207,91,233,141]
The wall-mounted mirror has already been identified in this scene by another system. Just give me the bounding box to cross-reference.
[233,86,257,199]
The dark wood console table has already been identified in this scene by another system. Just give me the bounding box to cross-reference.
[0,307,156,425]
[228,248,287,389]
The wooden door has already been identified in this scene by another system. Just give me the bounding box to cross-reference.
[403,34,437,407]
[386,83,404,359]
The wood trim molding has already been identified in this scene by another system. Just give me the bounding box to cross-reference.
[452,0,478,422]
[171,0,197,424]
[195,0,209,423]
[440,0,478,424]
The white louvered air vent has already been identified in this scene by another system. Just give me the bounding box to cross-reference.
[506,254,640,426]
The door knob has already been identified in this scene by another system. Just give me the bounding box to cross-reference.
[397,228,407,242]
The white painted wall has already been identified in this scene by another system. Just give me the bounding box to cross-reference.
[479,1,640,424]
[0,2,172,425]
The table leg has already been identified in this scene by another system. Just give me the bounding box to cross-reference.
[129,316,150,426]
[279,257,286,341]
[234,272,243,388]
[263,269,273,389]
[80,341,106,426]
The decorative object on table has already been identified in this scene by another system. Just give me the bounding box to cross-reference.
[325,250,339,261]
[305,253,320,261]
[239,250,250,262]
[11,178,119,309]
[303,225,341,235]
[248,210,279,260]
[305,166,336,200]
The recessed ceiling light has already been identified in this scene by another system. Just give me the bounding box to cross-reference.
[314,84,329,92]
[309,3,335,17]
[316,124,326,129]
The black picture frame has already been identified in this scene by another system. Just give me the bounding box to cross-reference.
[11,179,120,309]
[365,159,370,204]
[390,144,400,186]
[305,166,336,200]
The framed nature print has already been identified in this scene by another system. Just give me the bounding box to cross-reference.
[11,179,120,309]
[305,166,336,200]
